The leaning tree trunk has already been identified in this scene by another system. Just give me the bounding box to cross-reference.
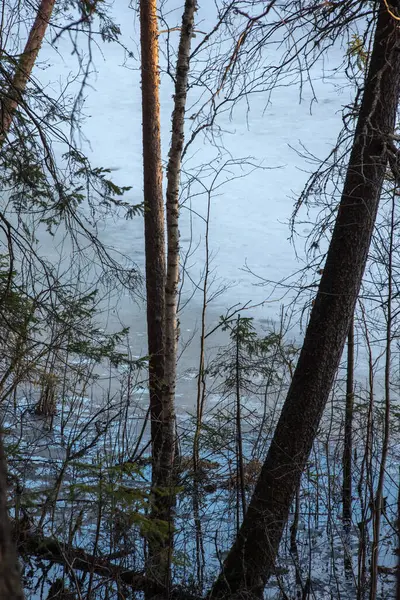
[139,0,170,589]
[0,0,56,146]
[0,3,57,598]
[210,2,400,597]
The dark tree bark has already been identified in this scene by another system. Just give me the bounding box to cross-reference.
[210,2,400,597]
[0,438,24,599]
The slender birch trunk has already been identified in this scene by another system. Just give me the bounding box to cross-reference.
[0,0,56,147]
[164,0,196,467]
[210,2,400,596]
[156,0,197,587]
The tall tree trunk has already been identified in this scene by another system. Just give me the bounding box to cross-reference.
[0,0,56,146]
[140,0,196,588]
[343,316,355,524]
[210,2,400,597]
[161,0,197,585]
[139,0,168,586]
[164,0,196,417]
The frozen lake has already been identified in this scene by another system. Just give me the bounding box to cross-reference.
[33,1,357,406]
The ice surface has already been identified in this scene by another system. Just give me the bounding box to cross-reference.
[36,1,352,318]
[26,3,356,405]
